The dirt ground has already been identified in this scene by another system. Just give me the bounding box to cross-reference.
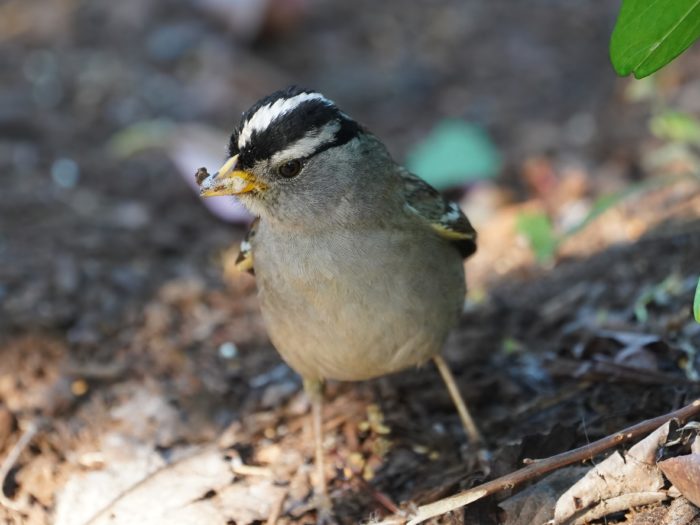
[2,1,700,524]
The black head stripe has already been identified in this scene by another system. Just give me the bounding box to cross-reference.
[228,86,316,157]
[307,117,363,158]
[228,87,363,168]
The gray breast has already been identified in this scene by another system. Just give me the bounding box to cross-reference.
[253,224,465,381]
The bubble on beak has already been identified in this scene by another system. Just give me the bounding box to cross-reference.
[195,167,209,186]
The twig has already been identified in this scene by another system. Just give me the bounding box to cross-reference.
[266,487,288,525]
[355,475,401,514]
[376,399,700,524]
[232,464,274,478]
[0,418,42,511]
[570,491,667,525]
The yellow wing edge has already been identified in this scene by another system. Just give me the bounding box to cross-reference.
[430,222,476,241]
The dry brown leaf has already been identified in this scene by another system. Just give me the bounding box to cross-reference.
[625,495,700,525]
[80,446,285,525]
[553,422,671,524]
[499,467,589,525]
[0,405,15,451]
[659,454,700,508]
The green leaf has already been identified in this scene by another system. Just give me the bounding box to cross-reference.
[501,337,523,355]
[610,0,700,79]
[564,176,682,240]
[516,211,558,264]
[649,111,700,145]
[564,191,628,238]
[694,276,700,323]
[634,273,683,323]
[406,119,500,190]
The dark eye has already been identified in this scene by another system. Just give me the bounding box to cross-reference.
[278,159,302,178]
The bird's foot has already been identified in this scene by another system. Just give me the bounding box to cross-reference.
[314,491,337,525]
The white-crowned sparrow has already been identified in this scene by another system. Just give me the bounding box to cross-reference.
[197,86,479,518]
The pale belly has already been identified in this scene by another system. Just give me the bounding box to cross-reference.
[253,227,465,381]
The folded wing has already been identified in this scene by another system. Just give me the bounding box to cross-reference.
[400,170,477,259]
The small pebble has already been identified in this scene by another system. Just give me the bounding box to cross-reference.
[71,379,89,396]
[218,342,238,359]
[51,158,80,188]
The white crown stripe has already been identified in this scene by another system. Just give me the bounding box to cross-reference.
[269,122,341,165]
[238,92,330,149]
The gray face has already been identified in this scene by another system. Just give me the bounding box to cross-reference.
[203,87,394,228]
[239,133,392,227]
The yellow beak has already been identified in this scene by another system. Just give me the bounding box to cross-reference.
[198,155,267,197]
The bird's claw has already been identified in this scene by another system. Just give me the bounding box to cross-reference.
[314,492,337,525]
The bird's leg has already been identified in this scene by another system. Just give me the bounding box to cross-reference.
[303,378,333,522]
[432,355,482,444]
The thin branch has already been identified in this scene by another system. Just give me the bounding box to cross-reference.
[266,487,288,525]
[376,399,700,525]
[570,491,667,525]
[0,418,42,512]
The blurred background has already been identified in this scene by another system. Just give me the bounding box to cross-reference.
[2,1,700,524]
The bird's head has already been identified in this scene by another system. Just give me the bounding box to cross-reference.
[198,86,391,226]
